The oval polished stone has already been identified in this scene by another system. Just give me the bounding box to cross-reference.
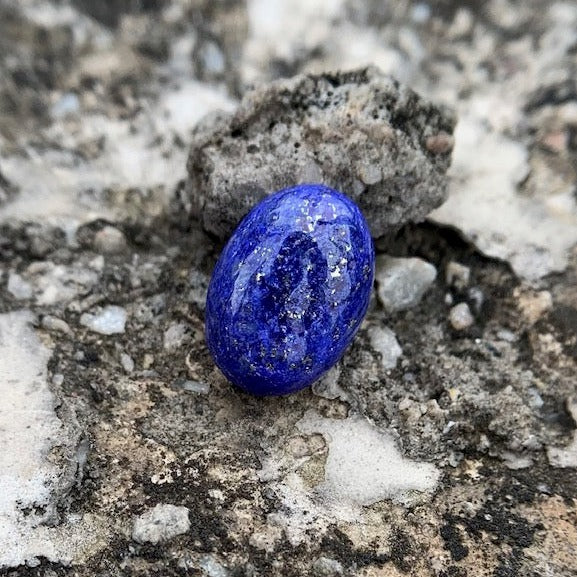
[205,183,375,396]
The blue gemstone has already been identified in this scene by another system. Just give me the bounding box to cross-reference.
[205,183,375,396]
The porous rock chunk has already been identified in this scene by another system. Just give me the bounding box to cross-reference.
[186,66,455,239]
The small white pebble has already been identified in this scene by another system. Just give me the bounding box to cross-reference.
[398,397,413,411]
[163,322,191,351]
[200,41,226,75]
[26,557,41,568]
[52,373,64,386]
[478,434,491,451]
[467,287,484,313]
[537,483,551,494]
[527,387,544,409]
[88,255,105,272]
[51,92,80,118]
[448,451,463,467]
[208,489,225,501]
[501,451,533,470]
[443,421,457,435]
[80,305,127,335]
[375,256,437,313]
[496,329,517,342]
[311,364,347,401]
[120,353,135,373]
[449,302,474,330]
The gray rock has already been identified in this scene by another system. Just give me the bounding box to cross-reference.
[132,504,191,545]
[186,67,455,239]
[375,255,437,313]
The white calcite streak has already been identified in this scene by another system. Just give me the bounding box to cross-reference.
[0,310,105,568]
[297,411,440,507]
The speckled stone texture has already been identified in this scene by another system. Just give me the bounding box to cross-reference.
[185,66,456,240]
[2,1,577,575]
[205,184,374,396]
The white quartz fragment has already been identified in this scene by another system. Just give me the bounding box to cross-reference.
[120,352,135,373]
[80,305,127,335]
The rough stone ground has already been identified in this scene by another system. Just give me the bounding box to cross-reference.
[0,1,576,576]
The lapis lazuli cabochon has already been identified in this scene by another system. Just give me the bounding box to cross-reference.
[205,184,375,396]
